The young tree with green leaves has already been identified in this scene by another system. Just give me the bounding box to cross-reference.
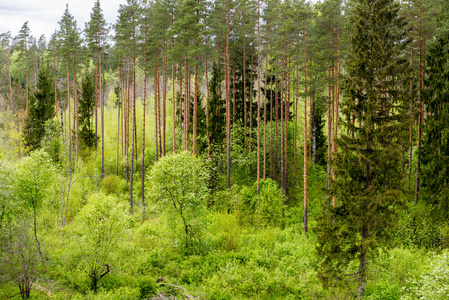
[149,151,210,251]
[316,0,410,295]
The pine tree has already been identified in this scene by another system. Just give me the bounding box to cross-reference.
[15,22,31,117]
[85,0,108,152]
[316,0,410,295]
[57,4,83,159]
[23,68,55,152]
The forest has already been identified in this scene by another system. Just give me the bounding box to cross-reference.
[1,0,449,298]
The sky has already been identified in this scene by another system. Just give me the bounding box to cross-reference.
[0,0,127,42]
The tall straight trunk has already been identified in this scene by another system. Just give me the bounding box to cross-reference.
[284,59,289,195]
[409,27,414,190]
[25,37,29,117]
[116,71,120,176]
[130,56,136,214]
[232,65,236,127]
[326,67,332,207]
[280,65,285,197]
[257,0,261,204]
[332,46,337,208]
[53,43,57,117]
[263,40,268,180]
[270,61,274,179]
[275,76,279,181]
[193,57,198,155]
[163,44,167,157]
[155,66,159,161]
[303,27,308,233]
[158,67,163,156]
[415,5,423,205]
[249,46,254,153]
[60,96,64,144]
[95,49,100,150]
[205,50,210,156]
[294,64,298,181]
[173,63,176,153]
[142,49,147,208]
[67,62,72,190]
[179,71,183,148]
[184,57,189,151]
[243,35,247,149]
[100,48,104,177]
[226,2,231,191]
[73,55,79,160]
[125,61,130,180]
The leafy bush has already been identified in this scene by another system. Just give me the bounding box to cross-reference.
[209,212,241,252]
[101,174,122,195]
[238,179,284,227]
[70,192,129,291]
[401,252,449,299]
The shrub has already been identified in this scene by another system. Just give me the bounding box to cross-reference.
[101,174,122,195]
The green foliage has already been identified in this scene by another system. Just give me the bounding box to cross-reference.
[0,218,40,299]
[79,73,96,150]
[40,120,63,163]
[0,160,17,229]
[420,21,449,217]
[101,174,123,196]
[148,151,210,252]
[16,150,55,215]
[70,192,129,292]
[23,68,55,153]
[238,179,284,227]
[209,212,241,252]
[316,0,410,295]
[402,252,449,299]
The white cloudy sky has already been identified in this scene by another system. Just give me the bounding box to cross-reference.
[0,0,127,41]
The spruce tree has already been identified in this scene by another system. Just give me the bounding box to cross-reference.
[420,18,449,218]
[23,68,55,152]
[315,0,410,295]
[79,73,96,149]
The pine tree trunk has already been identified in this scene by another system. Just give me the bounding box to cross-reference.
[73,55,79,160]
[163,44,167,157]
[415,5,423,205]
[193,57,198,155]
[142,51,147,208]
[116,70,120,176]
[205,50,210,156]
[303,29,308,233]
[130,56,136,214]
[326,67,332,207]
[155,66,159,161]
[243,35,247,149]
[100,48,104,177]
[257,0,261,206]
[226,3,231,191]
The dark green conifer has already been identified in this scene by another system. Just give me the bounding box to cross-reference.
[315,0,410,296]
[420,17,449,218]
[78,73,96,149]
[23,68,55,152]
